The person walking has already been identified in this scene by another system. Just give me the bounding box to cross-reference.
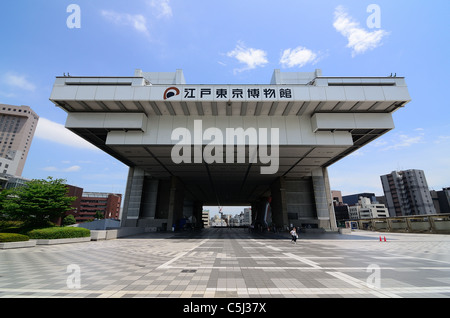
[290,227,298,244]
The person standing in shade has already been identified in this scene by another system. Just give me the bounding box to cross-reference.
[290,227,298,244]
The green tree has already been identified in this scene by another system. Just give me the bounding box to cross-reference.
[0,190,12,220]
[94,210,104,220]
[1,177,76,227]
[63,214,77,226]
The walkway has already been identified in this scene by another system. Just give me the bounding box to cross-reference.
[1,228,450,298]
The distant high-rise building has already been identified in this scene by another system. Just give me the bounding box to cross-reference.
[331,190,343,205]
[381,169,436,216]
[0,104,39,176]
[202,209,210,227]
[243,208,252,225]
[430,187,450,214]
[348,197,389,219]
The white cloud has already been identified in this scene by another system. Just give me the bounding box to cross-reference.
[101,10,149,36]
[333,6,389,57]
[227,42,268,73]
[43,165,81,173]
[65,165,82,172]
[373,140,388,147]
[35,117,99,151]
[382,133,424,151]
[280,46,319,68]
[101,1,172,37]
[434,135,450,144]
[349,150,364,157]
[3,73,36,92]
[149,0,173,18]
[0,91,15,98]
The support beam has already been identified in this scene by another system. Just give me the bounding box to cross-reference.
[167,176,185,230]
[121,167,145,227]
[140,178,159,219]
[311,168,337,231]
[270,178,289,229]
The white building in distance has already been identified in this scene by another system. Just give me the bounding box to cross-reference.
[349,197,389,219]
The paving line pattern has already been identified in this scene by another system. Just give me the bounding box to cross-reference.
[1,229,450,298]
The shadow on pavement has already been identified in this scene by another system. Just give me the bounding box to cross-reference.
[122,227,378,241]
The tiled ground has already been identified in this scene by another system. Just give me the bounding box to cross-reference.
[1,228,450,298]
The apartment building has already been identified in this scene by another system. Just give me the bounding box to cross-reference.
[381,169,436,216]
[77,192,122,222]
[0,104,39,176]
[348,197,389,219]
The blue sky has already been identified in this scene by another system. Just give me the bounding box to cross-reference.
[0,1,449,215]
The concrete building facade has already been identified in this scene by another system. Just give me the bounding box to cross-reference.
[202,209,210,227]
[78,192,122,222]
[342,192,377,206]
[430,187,450,214]
[50,69,411,231]
[348,197,389,219]
[381,169,436,217]
[0,104,39,176]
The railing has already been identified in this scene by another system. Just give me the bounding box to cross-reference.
[344,214,450,233]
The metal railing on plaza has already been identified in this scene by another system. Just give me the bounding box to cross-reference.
[344,213,450,234]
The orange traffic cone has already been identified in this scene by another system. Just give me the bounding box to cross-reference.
[384,236,387,242]
[379,236,382,242]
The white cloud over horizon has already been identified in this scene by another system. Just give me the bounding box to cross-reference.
[280,46,320,68]
[149,0,173,19]
[43,165,81,173]
[333,5,389,57]
[101,10,149,36]
[34,117,99,151]
[100,1,172,37]
[377,131,425,151]
[3,73,36,92]
[227,42,269,73]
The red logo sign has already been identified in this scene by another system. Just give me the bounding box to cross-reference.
[164,87,180,100]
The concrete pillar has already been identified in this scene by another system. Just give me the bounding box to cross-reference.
[140,178,159,219]
[311,167,337,231]
[193,201,204,228]
[279,177,316,229]
[323,167,338,231]
[270,177,289,230]
[252,199,271,231]
[167,176,185,229]
[121,167,145,227]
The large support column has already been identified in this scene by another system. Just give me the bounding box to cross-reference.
[140,178,159,219]
[270,177,289,230]
[311,167,338,231]
[167,176,185,230]
[272,177,316,229]
[192,201,204,228]
[271,174,337,231]
[135,178,160,228]
[121,167,145,227]
[323,168,338,231]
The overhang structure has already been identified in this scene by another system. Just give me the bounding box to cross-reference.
[50,69,411,231]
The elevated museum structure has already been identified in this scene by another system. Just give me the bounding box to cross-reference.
[50,69,411,231]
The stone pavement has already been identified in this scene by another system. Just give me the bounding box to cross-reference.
[1,228,450,298]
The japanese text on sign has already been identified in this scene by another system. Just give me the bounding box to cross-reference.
[163,86,293,101]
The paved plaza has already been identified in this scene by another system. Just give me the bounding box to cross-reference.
[1,228,450,298]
